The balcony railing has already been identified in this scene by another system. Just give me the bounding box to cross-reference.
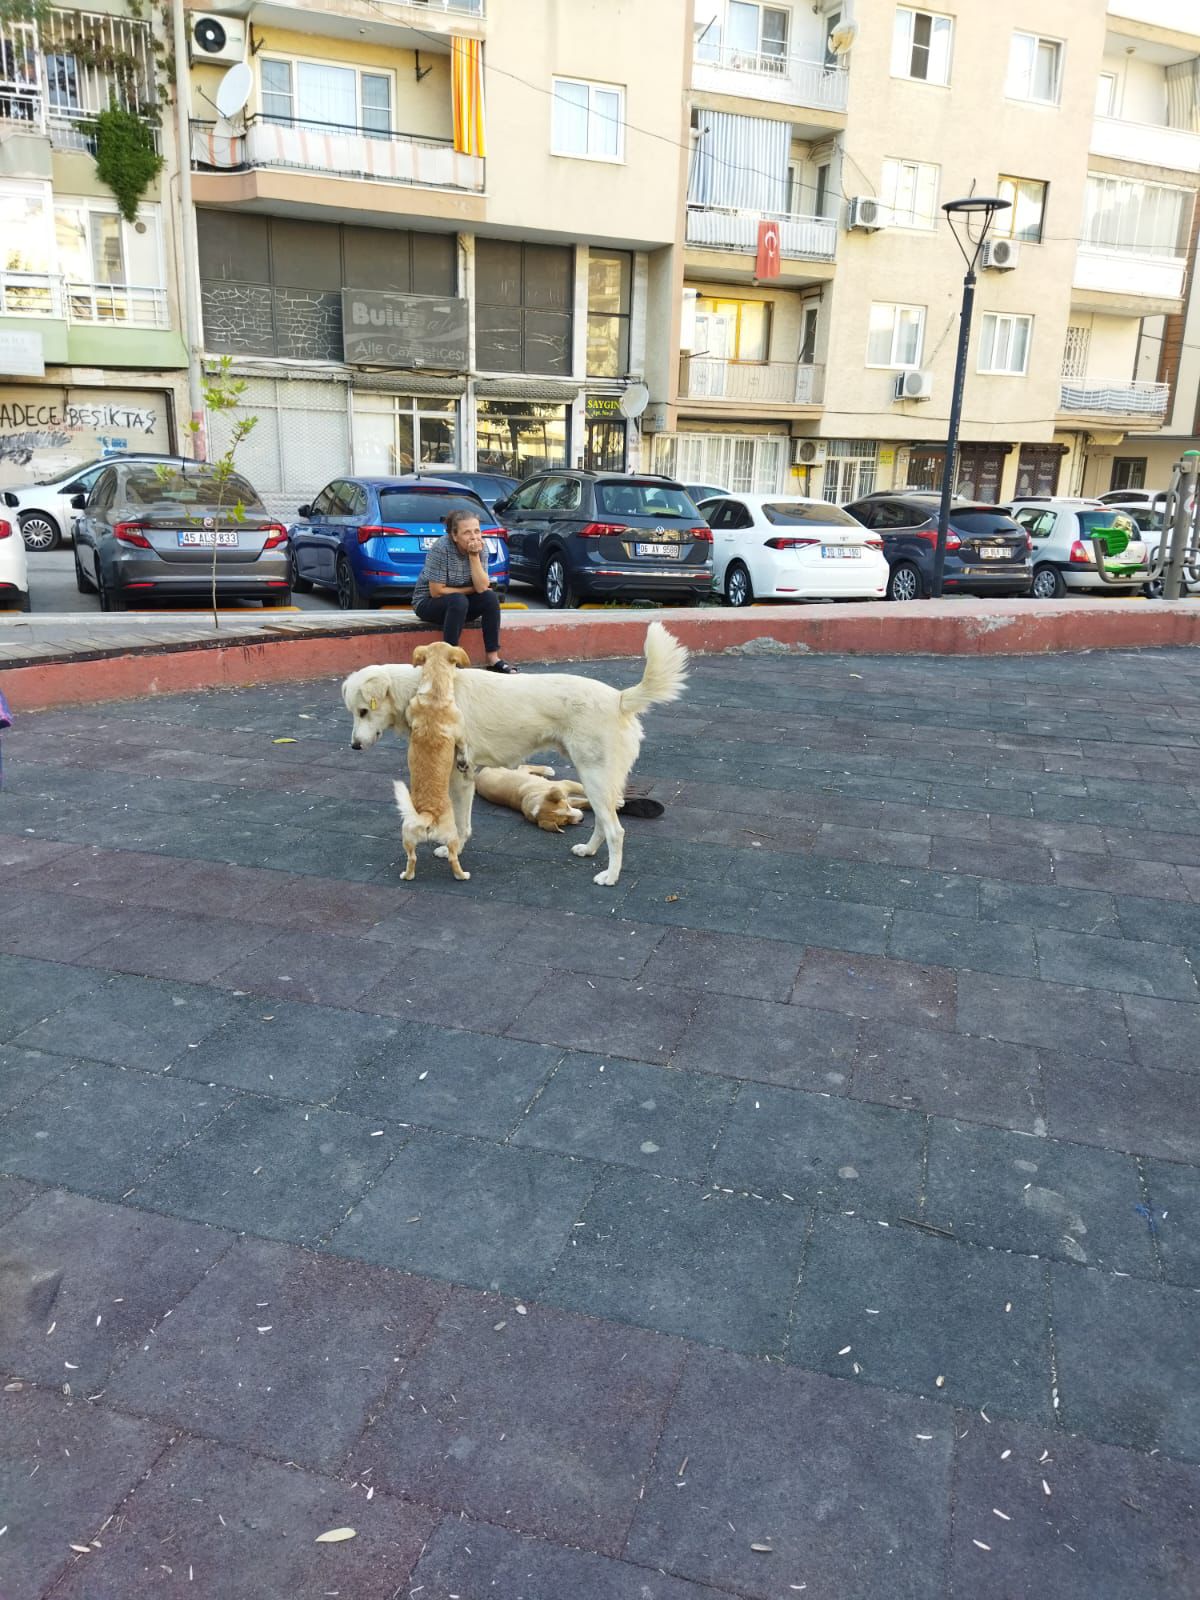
[0,270,59,317]
[1058,378,1170,420]
[191,115,485,193]
[1074,243,1187,301]
[693,45,849,112]
[0,8,154,133]
[686,206,837,262]
[1092,115,1200,175]
[0,270,169,327]
[681,355,824,405]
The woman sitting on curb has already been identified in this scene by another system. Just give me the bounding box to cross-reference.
[411,508,517,674]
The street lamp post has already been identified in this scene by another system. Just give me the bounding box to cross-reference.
[930,195,1011,598]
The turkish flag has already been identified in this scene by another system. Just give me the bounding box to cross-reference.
[755,219,781,279]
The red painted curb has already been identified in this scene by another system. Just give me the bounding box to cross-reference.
[3,600,1199,712]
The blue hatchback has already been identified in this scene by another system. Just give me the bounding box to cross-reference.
[287,476,510,609]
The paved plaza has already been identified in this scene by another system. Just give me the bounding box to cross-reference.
[1,646,1199,1598]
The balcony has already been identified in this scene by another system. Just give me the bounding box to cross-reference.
[0,9,155,139]
[0,270,168,328]
[1058,377,1170,425]
[692,45,848,114]
[1073,243,1187,305]
[1092,115,1200,175]
[680,355,824,406]
[191,116,484,195]
[685,206,837,263]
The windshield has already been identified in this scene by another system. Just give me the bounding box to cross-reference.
[1130,509,1166,533]
[41,457,105,485]
[1077,511,1137,536]
[126,470,263,508]
[594,482,697,517]
[953,511,1024,535]
[762,501,860,526]
[378,490,491,525]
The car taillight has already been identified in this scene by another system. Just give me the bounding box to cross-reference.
[356,524,389,544]
[262,523,288,549]
[578,522,628,537]
[112,521,151,548]
[865,537,884,549]
[0,520,11,539]
[916,528,961,551]
[1069,540,1092,564]
[484,525,507,542]
[765,536,819,549]
[1024,533,1033,554]
[688,524,713,543]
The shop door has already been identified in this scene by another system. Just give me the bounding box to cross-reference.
[1015,446,1061,499]
[955,446,1005,503]
[585,418,626,472]
[907,447,946,491]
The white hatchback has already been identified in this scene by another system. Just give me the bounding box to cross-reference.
[3,453,189,551]
[0,508,31,611]
[1009,498,1149,598]
[700,493,888,606]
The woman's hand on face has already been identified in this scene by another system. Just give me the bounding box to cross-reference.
[465,533,485,557]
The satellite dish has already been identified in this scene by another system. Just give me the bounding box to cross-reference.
[828,22,858,54]
[215,61,253,120]
[619,383,650,420]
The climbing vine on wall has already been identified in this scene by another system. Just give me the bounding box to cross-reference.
[90,104,163,221]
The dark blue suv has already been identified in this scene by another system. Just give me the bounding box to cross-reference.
[287,477,509,609]
[845,492,1031,600]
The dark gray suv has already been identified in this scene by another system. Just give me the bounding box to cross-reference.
[495,471,713,608]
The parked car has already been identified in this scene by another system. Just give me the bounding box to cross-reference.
[682,482,731,504]
[496,470,712,608]
[3,453,190,551]
[844,492,1031,600]
[1007,497,1148,598]
[0,512,31,611]
[416,469,518,513]
[73,463,291,611]
[1098,489,1168,507]
[287,477,509,609]
[699,493,887,606]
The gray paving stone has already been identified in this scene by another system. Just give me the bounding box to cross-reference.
[789,1213,1052,1422]
[0,1189,228,1389]
[328,1131,592,1296]
[889,906,1038,978]
[931,838,1054,884]
[1051,1263,1200,1460]
[1053,851,1191,901]
[512,1054,731,1179]
[544,1170,805,1355]
[357,939,551,1032]
[0,1061,229,1199]
[0,1172,38,1226]
[0,1043,65,1117]
[671,993,858,1091]
[791,948,957,1030]
[0,955,101,1043]
[957,973,1131,1059]
[352,1292,684,1556]
[48,1436,436,1600]
[979,878,1119,935]
[638,926,804,1001]
[108,1237,445,1471]
[505,972,697,1063]
[171,999,399,1101]
[1035,929,1198,1002]
[752,889,893,955]
[1116,893,1200,950]
[1144,1160,1200,1287]
[711,1083,922,1216]
[626,1349,954,1600]
[411,1518,727,1600]
[1041,1051,1200,1163]
[132,1098,402,1244]
[618,873,759,934]
[853,1018,1043,1132]
[924,1120,1153,1273]
[950,1413,1200,1600]
[210,929,388,1008]
[13,973,246,1071]
[0,1388,167,1600]
[812,822,932,867]
[1122,993,1200,1074]
[0,888,136,961]
[487,906,667,979]
[80,907,278,984]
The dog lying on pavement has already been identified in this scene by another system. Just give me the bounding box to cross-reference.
[342,621,686,886]
[475,763,590,832]
[391,641,472,881]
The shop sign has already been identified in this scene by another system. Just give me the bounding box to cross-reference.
[342,289,468,370]
[585,393,623,418]
[0,331,44,379]
[0,387,170,487]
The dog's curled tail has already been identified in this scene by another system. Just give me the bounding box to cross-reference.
[392,779,433,831]
[619,622,689,718]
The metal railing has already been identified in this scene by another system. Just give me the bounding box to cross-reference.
[681,355,825,404]
[415,0,485,11]
[1058,377,1170,418]
[693,44,849,111]
[191,114,485,193]
[0,270,60,317]
[685,205,838,261]
[0,8,154,132]
[0,270,169,327]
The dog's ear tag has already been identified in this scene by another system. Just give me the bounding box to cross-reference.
[369,697,378,711]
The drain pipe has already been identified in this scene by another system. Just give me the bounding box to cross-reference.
[170,0,207,460]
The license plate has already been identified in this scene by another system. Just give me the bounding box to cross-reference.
[821,545,860,559]
[636,543,680,558]
[980,545,1011,560]
[420,535,439,550]
[177,530,237,547]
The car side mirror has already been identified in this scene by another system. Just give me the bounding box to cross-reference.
[297,504,312,519]
[70,493,87,510]
[64,480,87,494]
[493,499,511,515]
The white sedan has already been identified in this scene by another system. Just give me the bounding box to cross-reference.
[0,507,31,611]
[700,493,888,606]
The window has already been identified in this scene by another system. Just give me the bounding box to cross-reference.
[54,199,165,325]
[595,482,695,517]
[866,303,925,368]
[695,296,770,362]
[352,394,458,474]
[1083,174,1194,258]
[800,304,819,365]
[725,2,789,71]
[536,476,584,512]
[44,52,80,114]
[475,400,570,477]
[822,439,878,503]
[814,161,831,218]
[0,179,54,313]
[587,250,632,377]
[996,176,1047,243]
[881,158,939,229]
[1095,72,1117,117]
[551,76,624,162]
[763,501,861,526]
[892,8,952,85]
[260,58,392,135]
[654,432,785,495]
[978,312,1032,375]
[1111,458,1147,492]
[1006,32,1063,105]
[475,239,573,375]
[376,490,483,523]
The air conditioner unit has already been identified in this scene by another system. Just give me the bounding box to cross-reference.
[189,15,246,65]
[847,196,887,232]
[895,369,934,401]
[982,238,1020,271]
[792,438,828,466]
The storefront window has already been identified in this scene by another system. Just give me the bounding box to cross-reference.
[476,399,569,477]
[654,431,784,494]
[352,393,459,474]
[476,240,573,375]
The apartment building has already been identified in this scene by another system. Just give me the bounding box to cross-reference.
[652,0,1200,505]
[0,3,188,492]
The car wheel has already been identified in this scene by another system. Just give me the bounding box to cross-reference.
[97,568,126,612]
[724,561,753,607]
[887,563,922,602]
[20,512,60,552]
[289,548,313,593]
[74,547,93,593]
[262,592,292,608]
[543,553,578,609]
[1031,564,1065,600]
[336,555,364,610]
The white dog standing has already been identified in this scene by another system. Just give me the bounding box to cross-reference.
[342,622,687,886]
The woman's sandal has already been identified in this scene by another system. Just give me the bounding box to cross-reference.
[488,659,519,674]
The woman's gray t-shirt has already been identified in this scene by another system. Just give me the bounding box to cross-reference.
[412,534,476,609]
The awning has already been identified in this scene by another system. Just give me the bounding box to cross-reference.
[475,378,581,402]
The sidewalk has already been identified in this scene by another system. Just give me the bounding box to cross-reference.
[1,646,1198,1598]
